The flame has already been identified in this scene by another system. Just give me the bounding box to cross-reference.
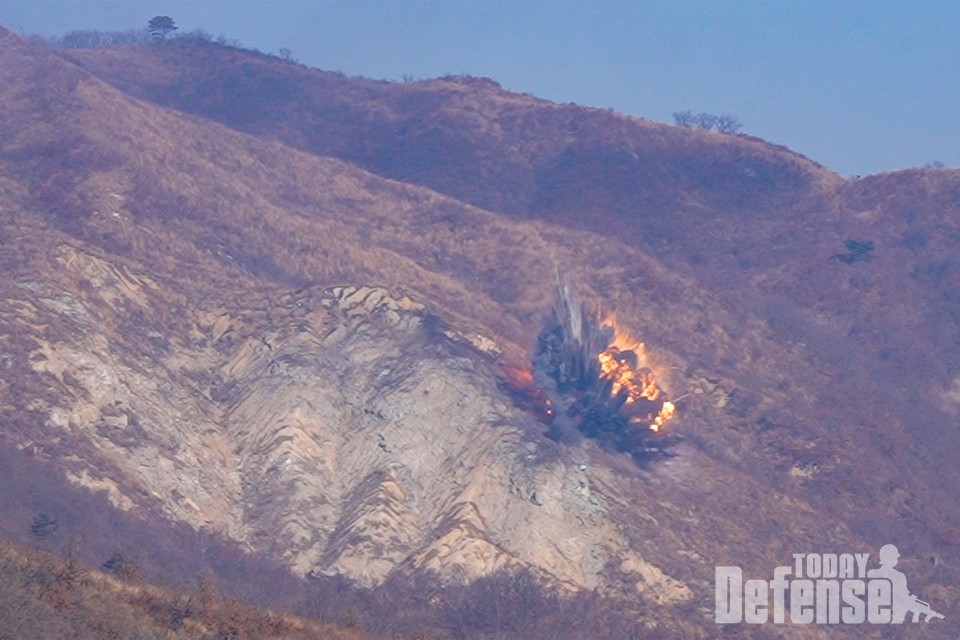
[501,361,555,421]
[651,401,675,431]
[598,349,660,401]
[602,313,646,353]
[597,317,676,432]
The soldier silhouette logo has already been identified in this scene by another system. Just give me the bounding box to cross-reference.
[867,544,943,623]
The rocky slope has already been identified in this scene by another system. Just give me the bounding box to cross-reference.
[0,27,957,638]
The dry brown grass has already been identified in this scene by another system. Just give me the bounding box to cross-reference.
[0,538,379,640]
[57,36,842,245]
[1,26,960,637]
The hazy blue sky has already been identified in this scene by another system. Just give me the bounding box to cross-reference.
[1,0,957,176]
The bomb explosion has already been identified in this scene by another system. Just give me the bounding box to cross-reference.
[530,282,676,462]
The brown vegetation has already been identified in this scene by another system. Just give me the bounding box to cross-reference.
[0,24,958,639]
[0,538,378,640]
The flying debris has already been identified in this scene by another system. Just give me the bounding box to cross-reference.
[530,281,677,462]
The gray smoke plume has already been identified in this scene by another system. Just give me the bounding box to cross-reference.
[531,281,675,462]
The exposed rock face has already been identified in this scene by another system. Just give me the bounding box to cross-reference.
[14,260,688,597]
[225,285,690,598]
[3,30,958,637]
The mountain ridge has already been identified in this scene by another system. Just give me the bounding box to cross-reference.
[0,27,958,638]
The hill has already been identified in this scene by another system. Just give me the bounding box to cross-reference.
[0,27,957,638]
[0,537,378,640]
[58,37,840,259]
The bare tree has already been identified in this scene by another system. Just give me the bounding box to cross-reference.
[715,114,743,134]
[674,111,743,134]
[672,110,695,127]
[693,112,718,131]
[49,29,149,48]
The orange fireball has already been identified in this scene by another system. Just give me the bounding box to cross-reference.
[596,318,676,432]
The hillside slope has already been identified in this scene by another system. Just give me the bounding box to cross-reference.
[60,40,960,479]
[0,538,377,640]
[59,37,841,259]
[57,33,960,536]
[0,28,956,638]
